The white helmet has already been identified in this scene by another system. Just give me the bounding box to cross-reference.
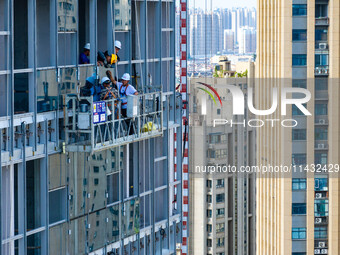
[101,77,110,84]
[121,73,130,81]
[84,43,90,50]
[115,40,122,49]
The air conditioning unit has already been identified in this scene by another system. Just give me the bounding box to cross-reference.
[319,43,327,50]
[315,193,323,198]
[321,249,328,254]
[319,119,326,124]
[315,249,321,254]
[318,144,325,149]
[318,242,326,248]
[315,217,322,223]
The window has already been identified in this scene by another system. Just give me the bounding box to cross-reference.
[292,29,307,41]
[49,187,67,224]
[315,178,328,191]
[314,227,327,239]
[292,228,306,239]
[292,104,307,116]
[207,209,212,217]
[292,54,307,66]
[216,208,225,217]
[207,180,212,188]
[292,154,306,165]
[315,79,328,90]
[292,79,307,88]
[216,223,225,233]
[315,4,328,18]
[315,103,328,115]
[107,173,119,204]
[293,4,307,16]
[314,200,329,217]
[292,203,306,215]
[315,127,328,140]
[292,253,306,255]
[207,239,212,247]
[315,29,328,41]
[209,133,227,144]
[208,149,227,159]
[216,237,225,247]
[207,224,212,233]
[217,109,221,115]
[207,195,212,203]
[292,129,306,140]
[292,178,306,190]
[315,54,329,67]
[216,194,225,203]
[216,179,224,188]
[315,153,327,165]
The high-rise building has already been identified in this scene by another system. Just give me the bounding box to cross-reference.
[0,0,183,254]
[188,61,256,255]
[256,1,339,254]
[238,27,256,54]
[224,29,234,53]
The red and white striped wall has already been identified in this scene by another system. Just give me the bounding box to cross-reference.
[180,0,188,254]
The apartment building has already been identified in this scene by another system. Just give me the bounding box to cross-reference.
[0,0,183,254]
[188,63,256,255]
[256,0,339,254]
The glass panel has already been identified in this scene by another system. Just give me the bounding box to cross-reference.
[314,200,329,217]
[1,165,19,239]
[122,198,139,237]
[49,154,66,190]
[58,33,77,66]
[26,160,42,231]
[58,0,78,32]
[114,0,131,31]
[49,187,67,224]
[292,4,307,16]
[107,173,119,205]
[68,152,88,219]
[292,29,307,41]
[14,0,28,69]
[69,216,87,255]
[0,75,8,116]
[59,67,77,95]
[0,35,9,70]
[88,151,108,212]
[315,178,328,191]
[155,190,167,222]
[87,211,107,252]
[139,195,151,228]
[49,224,67,255]
[14,73,29,114]
[0,0,9,31]
[37,69,58,113]
[27,232,41,254]
[106,205,120,243]
[36,0,52,67]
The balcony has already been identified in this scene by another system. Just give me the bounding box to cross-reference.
[315,141,328,150]
[315,17,329,26]
[64,91,164,153]
[315,42,329,54]
[314,66,329,76]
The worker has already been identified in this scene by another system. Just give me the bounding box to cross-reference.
[100,77,117,100]
[80,74,101,101]
[114,40,121,62]
[107,72,138,117]
[79,43,90,64]
[97,50,118,68]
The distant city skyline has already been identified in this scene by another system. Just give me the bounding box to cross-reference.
[189,0,256,9]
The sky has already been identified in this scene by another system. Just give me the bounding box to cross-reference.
[189,0,256,9]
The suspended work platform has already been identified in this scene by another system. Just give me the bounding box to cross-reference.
[64,91,164,153]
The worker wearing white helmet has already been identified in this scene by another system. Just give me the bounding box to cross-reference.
[114,40,121,62]
[108,72,138,117]
[79,43,90,64]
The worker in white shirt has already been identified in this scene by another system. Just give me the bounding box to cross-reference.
[106,71,138,118]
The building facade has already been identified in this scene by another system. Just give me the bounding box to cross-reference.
[0,0,183,254]
[256,0,339,254]
[188,65,256,255]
